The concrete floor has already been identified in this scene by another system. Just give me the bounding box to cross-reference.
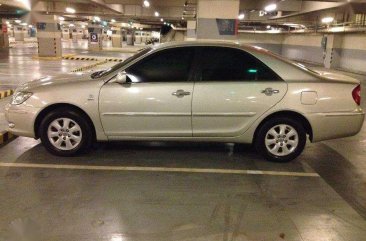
[0,40,366,241]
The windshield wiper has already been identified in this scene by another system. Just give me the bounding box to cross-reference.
[91,70,106,79]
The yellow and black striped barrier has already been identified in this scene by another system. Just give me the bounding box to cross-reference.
[71,60,109,73]
[63,56,123,62]
[0,131,16,145]
[0,89,14,99]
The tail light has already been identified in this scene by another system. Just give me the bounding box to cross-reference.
[352,84,361,106]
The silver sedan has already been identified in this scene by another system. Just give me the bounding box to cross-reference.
[5,41,364,162]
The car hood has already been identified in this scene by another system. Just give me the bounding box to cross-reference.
[313,70,360,85]
[16,72,95,91]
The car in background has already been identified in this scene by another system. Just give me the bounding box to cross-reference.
[5,41,364,162]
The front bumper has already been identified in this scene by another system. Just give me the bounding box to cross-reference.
[308,110,365,142]
[5,103,41,138]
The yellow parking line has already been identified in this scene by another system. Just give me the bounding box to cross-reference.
[0,162,320,177]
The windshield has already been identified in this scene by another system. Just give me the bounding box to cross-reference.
[91,47,152,79]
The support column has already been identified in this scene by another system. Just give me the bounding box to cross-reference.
[323,34,343,69]
[88,24,103,51]
[14,25,26,41]
[36,15,62,57]
[0,19,9,48]
[186,20,197,40]
[196,0,239,40]
[111,27,122,48]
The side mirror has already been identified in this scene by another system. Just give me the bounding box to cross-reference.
[115,71,129,84]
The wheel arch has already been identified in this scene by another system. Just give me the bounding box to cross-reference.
[253,110,313,143]
[34,103,96,140]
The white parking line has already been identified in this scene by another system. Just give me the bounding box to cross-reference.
[0,162,320,177]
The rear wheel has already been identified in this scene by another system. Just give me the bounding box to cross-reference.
[39,108,93,156]
[255,117,306,162]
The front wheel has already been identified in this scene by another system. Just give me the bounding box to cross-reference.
[39,108,93,156]
[255,117,307,162]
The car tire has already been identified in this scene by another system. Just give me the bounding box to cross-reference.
[39,108,93,156]
[254,117,306,162]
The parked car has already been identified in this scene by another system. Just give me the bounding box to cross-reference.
[5,41,364,162]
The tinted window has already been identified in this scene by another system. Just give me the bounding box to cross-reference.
[198,47,281,81]
[126,47,194,83]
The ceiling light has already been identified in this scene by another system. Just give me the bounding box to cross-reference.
[94,16,101,22]
[182,17,184,20]
[15,20,21,23]
[322,16,334,24]
[267,25,271,29]
[264,3,277,12]
[28,25,33,28]
[238,13,245,20]
[154,11,159,17]
[20,22,27,26]
[6,21,9,24]
[69,24,75,27]
[143,0,150,8]
[111,19,116,23]
[58,16,65,21]
[65,7,76,14]
[160,18,164,22]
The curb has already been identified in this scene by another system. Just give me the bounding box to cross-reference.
[0,90,14,99]
[0,131,16,146]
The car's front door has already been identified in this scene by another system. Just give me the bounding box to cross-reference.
[99,47,196,137]
[192,47,287,137]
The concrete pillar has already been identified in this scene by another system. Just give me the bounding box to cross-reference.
[71,28,78,43]
[88,24,103,51]
[196,0,239,40]
[111,27,122,48]
[323,34,343,69]
[186,20,197,40]
[62,28,70,40]
[126,29,135,46]
[14,25,26,41]
[0,20,9,48]
[36,15,62,57]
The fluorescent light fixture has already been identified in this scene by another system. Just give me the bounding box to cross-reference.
[143,0,150,7]
[154,11,159,17]
[15,20,21,23]
[65,7,76,14]
[238,13,245,20]
[28,25,33,28]
[6,21,10,24]
[160,18,164,22]
[20,22,27,26]
[264,3,277,12]
[266,25,271,29]
[111,19,116,23]
[69,24,75,27]
[81,25,86,28]
[58,16,65,21]
[94,16,101,22]
[321,16,334,24]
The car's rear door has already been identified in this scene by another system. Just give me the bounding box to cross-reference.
[192,46,287,137]
[99,47,196,137]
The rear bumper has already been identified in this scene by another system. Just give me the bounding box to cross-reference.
[307,110,365,142]
[5,103,40,138]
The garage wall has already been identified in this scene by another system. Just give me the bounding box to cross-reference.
[281,34,324,64]
[238,32,366,74]
[238,33,283,54]
[338,33,366,73]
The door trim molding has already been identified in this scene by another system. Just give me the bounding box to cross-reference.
[193,112,256,117]
[102,112,191,117]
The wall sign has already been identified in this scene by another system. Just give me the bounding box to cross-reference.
[90,32,98,43]
[216,19,238,35]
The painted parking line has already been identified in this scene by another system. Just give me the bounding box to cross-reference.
[0,162,320,177]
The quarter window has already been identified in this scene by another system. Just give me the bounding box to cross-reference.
[198,47,281,81]
[126,47,194,83]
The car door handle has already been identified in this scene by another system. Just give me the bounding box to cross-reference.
[172,89,191,97]
[261,88,280,96]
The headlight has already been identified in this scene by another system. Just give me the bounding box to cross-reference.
[11,91,33,105]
